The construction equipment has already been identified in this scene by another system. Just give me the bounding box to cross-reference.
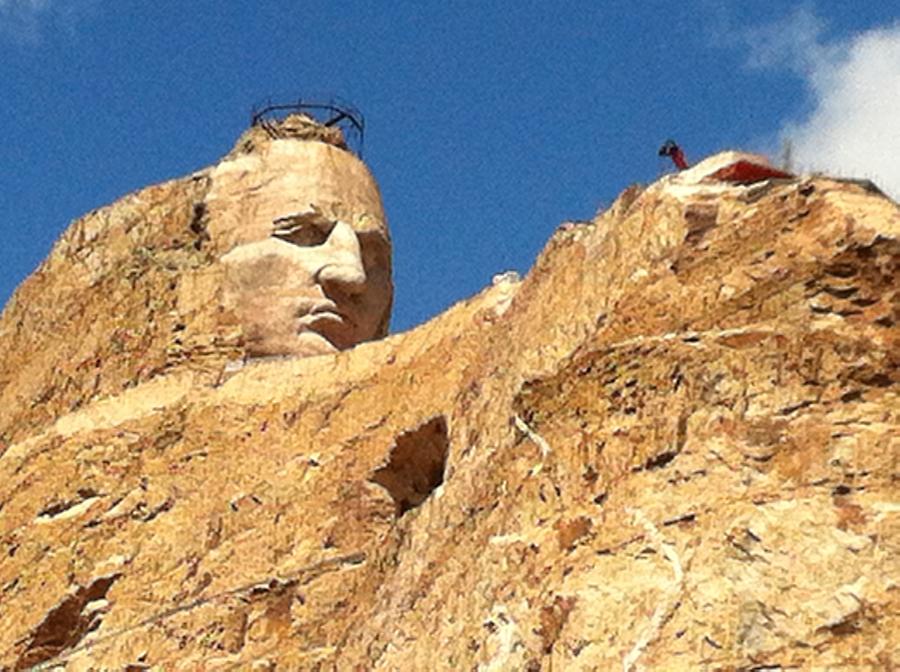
[659,139,689,170]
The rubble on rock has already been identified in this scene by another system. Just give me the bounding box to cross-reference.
[0,130,897,670]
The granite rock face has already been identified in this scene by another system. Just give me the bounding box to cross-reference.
[0,145,897,670]
[0,115,391,448]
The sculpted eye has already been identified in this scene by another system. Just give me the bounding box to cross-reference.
[272,212,335,247]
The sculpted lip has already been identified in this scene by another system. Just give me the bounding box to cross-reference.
[295,301,355,331]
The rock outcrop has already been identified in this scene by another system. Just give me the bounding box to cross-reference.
[0,114,391,447]
[0,138,897,670]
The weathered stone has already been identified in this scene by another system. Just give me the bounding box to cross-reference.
[0,116,391,448]
[0,136,897,670]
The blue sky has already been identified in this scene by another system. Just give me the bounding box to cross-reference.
[1,1,898,333]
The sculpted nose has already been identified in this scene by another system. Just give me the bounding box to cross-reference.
[317,260,367,294]
[315,221,367,294]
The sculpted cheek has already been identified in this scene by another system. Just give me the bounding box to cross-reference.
[226,254,287,292]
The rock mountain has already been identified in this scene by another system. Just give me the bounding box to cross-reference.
[0,122,897,670]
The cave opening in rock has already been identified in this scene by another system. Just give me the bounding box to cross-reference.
[370,416,449,516]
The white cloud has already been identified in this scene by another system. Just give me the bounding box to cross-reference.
[0,0,52,8]
[0,0,90,43]
[0,0,51,42]
[743,8,900,200]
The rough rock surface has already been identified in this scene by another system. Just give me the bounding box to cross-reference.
[0,143,897,670]
[0,117,390,446]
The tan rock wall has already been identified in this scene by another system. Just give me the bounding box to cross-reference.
[0,155,896,670]
[0,132,390,450]
[0,174,223,448]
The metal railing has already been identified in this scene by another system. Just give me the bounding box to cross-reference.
[250,98,365,155]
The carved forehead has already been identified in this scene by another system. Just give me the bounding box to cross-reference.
[206,140,389,252]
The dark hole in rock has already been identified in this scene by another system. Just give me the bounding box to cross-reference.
[863,373,893,388]
[823,285,858,299]
[16,573,120,669]
[634,450,678,472]
[824,262,857,278]
[370,416,449,516]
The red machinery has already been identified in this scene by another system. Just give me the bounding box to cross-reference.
[657,141,793,183]
[659,139,688,170]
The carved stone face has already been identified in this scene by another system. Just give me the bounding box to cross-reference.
[209,140,392,358]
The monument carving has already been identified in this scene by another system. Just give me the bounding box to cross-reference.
[209,114,393,358]
[0,105,896,670]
